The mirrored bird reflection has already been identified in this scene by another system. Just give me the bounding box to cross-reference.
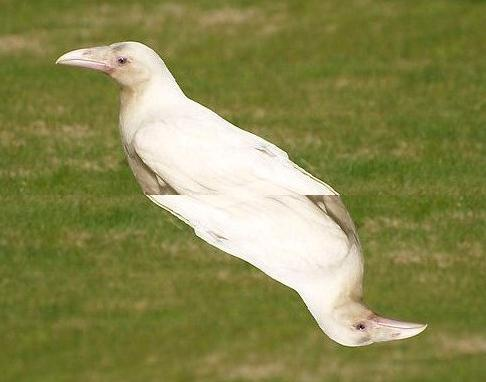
[56,42,427,346]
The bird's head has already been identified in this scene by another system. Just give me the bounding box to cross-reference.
[322,301,427,347]
[56,41,169,89]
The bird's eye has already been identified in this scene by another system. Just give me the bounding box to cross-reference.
[356,323,366,331]
[117,57,128,65]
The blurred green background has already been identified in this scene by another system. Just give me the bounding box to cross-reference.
[0,0,485,381]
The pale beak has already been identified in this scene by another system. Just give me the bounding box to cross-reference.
[371,315,427,342]
[55,47,114,74]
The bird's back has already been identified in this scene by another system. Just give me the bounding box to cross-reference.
[149,193,362,291]
[129,99,339,196]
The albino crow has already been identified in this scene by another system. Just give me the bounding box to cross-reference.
[56,42,426,347]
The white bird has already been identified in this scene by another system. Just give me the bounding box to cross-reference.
[56,42,427,347]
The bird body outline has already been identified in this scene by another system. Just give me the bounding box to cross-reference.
[56,41,427,347]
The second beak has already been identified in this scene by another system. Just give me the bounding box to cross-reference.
[372,315,427,342]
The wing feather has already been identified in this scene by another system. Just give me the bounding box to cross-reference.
[132,116,338,196]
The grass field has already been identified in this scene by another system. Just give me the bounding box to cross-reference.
[1,0,485,381]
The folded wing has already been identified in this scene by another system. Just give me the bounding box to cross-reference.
[131,108,339,196]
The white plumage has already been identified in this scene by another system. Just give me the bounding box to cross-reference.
[56,41,426,347]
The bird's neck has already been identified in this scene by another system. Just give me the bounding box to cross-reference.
[296,254,364,335]
[299,284,364,338]
[299,281,362,317]
[118,72,186,146]
[119,69,185,111]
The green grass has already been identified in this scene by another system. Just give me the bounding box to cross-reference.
[0,1,485,381]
